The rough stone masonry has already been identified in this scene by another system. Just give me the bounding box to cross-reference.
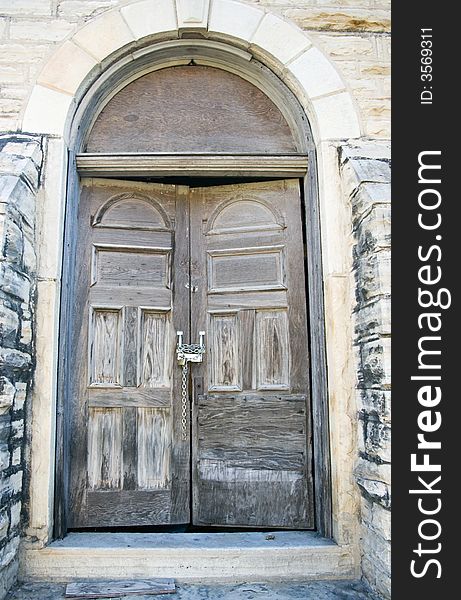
[340,141,391,598]
[0,136,42,599]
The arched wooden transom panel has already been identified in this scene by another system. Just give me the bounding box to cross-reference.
[85,66,298,154]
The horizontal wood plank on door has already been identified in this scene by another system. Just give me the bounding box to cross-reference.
[89,230,172,249]
[93,247,171,288]
[199,447,307,472]
[90,287,171,308]
[195,394,311,529]
[194,477,310,529]
[88,388,171,407]
[86,491,171,527]
[76,153,308,177]
[207,245,286,294]
[207,291,288,310]
[196,395,308,451]
[204,231,286,253]
[84,66,298,154]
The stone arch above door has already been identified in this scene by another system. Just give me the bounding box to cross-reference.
[21,0,361,144]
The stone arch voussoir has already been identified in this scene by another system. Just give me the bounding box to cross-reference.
[21,0,361,142]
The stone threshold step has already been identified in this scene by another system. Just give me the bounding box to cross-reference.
[20,532,358,582]
[8,580,378,600]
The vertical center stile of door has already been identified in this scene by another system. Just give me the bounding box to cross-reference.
[187,186,194,487]
[188,186,192,345]
[188,186,192,447]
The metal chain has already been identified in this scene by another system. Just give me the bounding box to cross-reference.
[179,343,205,355]
[181,361,189,441]
[176,333,205,441]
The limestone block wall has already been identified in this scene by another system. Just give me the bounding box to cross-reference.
[0,0,390,138]
[0,135,42,600]
[340,142,391,599]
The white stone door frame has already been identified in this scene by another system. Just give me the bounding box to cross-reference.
[21,0,362,575]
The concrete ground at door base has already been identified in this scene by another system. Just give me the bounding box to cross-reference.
[6,580,379,599]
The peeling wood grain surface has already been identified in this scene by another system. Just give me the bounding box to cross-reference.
[137,408,171,490]
[68,180,190,527]
[256,310,290,389]
[68,178,314,530]
[87,408,122,490]
[190,180,314,528]
[65,579,175,598]
[89,309,121,385]
[76,153,308,178]
[85,66,297,154]
[140,313,170,387]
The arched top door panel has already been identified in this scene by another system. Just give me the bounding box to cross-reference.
[84,65,298,154]
[92,192,172,231]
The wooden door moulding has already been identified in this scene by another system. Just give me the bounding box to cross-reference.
[75,153,309,178]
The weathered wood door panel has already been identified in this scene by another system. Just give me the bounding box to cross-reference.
[85,66,297,154]
[190,180,314,528]
[68,178,313,529]
[68,180,190,527]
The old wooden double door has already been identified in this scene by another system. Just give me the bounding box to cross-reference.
[68,177,313,529]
